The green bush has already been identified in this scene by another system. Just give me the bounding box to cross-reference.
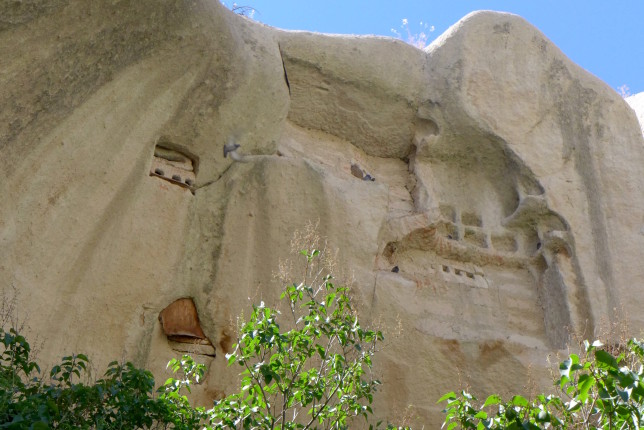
[0,247,406,429]
[210,248,394,429]
[0,327,207,429]
[440,339,644,429]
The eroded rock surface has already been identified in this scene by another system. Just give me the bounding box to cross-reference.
[2,2,644,426]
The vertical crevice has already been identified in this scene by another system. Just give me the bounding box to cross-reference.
[278,42,291,96]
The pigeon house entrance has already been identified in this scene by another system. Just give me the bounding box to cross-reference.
[158,298,215,357]
[150,145,196,189]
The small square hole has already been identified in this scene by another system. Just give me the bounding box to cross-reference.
[442,265,450,273]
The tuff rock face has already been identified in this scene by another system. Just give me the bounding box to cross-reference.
[2,1,644,426]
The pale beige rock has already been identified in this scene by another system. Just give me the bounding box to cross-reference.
[2,3,644,427]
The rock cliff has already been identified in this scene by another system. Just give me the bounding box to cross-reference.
[2,1,644,426]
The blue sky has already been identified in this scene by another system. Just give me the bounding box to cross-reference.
[227,1,644,96]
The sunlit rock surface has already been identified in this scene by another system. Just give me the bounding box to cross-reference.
[2,2,644,426]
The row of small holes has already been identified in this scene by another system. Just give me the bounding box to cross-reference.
[154,168,193,186]
[443,265,476,279]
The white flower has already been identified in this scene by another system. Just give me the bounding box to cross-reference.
[402,18,408,26]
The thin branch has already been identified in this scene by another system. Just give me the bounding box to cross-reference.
[303,362,356,430]
[241,359,273,428]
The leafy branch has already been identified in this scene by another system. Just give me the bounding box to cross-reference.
[440,339,644,429]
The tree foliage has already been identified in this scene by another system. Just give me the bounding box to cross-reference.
[440,339,644,430]
[211,248,393,429]
[0,326,208,429]
[0,247,404,429]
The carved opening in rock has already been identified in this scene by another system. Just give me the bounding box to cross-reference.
[462,211,483,227]
[541,213,568,232]
[384,128,582,347]
[517,175,545,197]
[413,118,440,151]
[425,135,523,219]
[383,242,398,261]
[416,117,439,136]
[442,222,459,240]
[492,233,517,253]
[464,228,487,248]
[149,141,196,191]
[439,204,456,222]
[158,298,215,357]
[438,261,487,288]
[522,228,540,254]
[533,254,548,272]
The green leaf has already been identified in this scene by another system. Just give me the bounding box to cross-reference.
[596,349,619,370]
[577,374,596,402]
[474,411,488,419]
[511,395,528,407]
[483,394,502,408]
[438,391,457,403]
[226,353,236,366]
[316,344,326,359]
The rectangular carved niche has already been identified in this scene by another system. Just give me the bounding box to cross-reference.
[492,232,518,253]
[439,262,487,289]
[150,144,195,190]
